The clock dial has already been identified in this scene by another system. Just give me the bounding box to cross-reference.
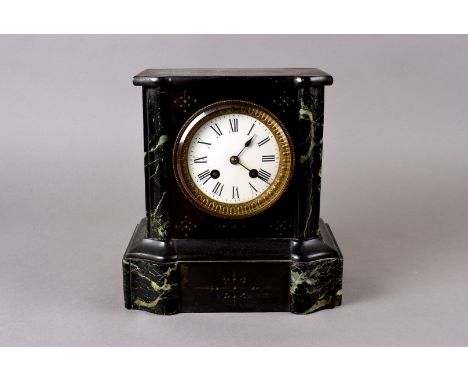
[173,100,294,219]
[187,113,280,204]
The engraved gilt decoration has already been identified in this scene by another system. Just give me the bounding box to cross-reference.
[210,272,259,304]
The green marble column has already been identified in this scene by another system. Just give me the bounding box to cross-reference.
[143,86,171,240]
[296,85,325,239]
[123,258,178,315]
[290,258,343,314]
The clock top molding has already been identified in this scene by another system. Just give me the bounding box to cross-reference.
[133,68,333,86]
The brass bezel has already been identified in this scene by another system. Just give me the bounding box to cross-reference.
[173,100,294,219]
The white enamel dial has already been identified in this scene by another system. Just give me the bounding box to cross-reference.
[187,113,280,204]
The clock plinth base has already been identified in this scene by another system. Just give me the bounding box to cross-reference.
[122,219,343,315]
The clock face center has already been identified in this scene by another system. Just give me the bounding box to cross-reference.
[229,155,239,165]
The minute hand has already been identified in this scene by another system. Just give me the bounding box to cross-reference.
[238,161,251,172]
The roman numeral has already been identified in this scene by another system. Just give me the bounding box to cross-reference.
[257,137,270,147]
[258,169,272,183]
[197,170,211,184]
[210,123,223,137]
[262,155,275,162]
[194,156,208,163]
[249,182,258,193]
[229,118,238,132]
[232,186,239,199]
[197,140,211,146]
[247,123,255,135]
[212,181,224,196]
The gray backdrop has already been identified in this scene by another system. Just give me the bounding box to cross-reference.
[1,35,467,346]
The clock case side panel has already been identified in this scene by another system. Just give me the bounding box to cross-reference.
[142,84,172,240]
[295,84,326,240]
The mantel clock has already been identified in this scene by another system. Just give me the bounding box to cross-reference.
[122,69,343,314]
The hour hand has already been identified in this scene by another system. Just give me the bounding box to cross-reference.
[244,134,255,148]
[237,135,255,157]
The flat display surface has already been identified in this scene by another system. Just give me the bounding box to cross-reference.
[133,68,333,86]
[1,35,468,346]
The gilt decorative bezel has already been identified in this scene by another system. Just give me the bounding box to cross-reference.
[173,100,294,219]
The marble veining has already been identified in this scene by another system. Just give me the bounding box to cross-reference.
[290,258,342,314]
[146,134,169,182]
[145,87,172,240]
[298,107,316,165]
[126,259,178,315]
[149,191,169,239]
[297,86,324,239]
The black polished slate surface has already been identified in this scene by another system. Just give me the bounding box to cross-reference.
[133,68,333,86]
[179,262,290,313]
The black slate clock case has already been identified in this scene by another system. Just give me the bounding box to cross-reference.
[122,69,343,314]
